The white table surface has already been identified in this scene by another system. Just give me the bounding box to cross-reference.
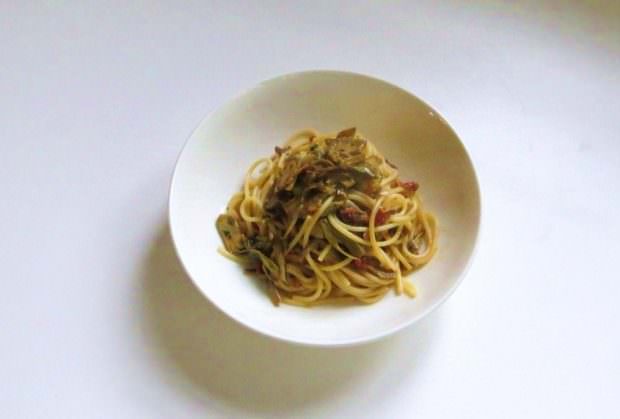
[2,1,619,418]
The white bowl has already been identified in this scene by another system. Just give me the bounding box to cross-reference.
[169,71,480,347]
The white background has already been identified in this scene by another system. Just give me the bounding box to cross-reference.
[2,1,619,418]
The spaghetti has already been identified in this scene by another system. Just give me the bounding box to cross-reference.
[216,128,437,306]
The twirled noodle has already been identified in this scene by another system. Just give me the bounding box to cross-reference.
[216,128,437,306]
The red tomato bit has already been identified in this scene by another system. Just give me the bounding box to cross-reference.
[374,208,391,226]
[399,180,419,196]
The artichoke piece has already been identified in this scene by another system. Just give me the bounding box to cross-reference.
[325,137,368,166]
[216,214,245,254]
[319,218,364,258]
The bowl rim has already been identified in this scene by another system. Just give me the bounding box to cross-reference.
[168,69,482,347]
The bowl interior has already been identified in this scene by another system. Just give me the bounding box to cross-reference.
[169,71,480,346]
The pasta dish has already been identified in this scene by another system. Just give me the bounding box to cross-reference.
[216,128,437,306]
